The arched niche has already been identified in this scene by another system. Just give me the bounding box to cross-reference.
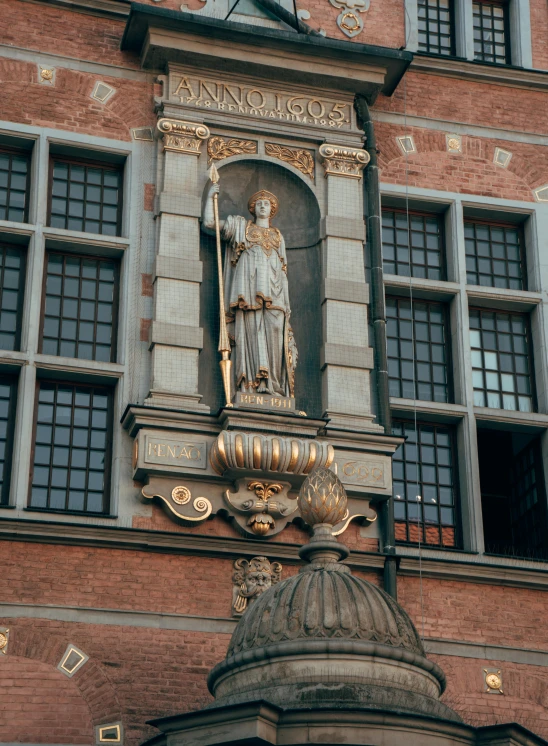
[199,158,323,417]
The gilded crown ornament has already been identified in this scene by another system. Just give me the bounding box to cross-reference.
[298,466,348,527]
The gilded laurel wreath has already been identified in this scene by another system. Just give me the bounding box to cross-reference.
[207,136,257,162]
[265,143,315,180]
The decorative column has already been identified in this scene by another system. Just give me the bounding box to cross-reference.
[146,119,210,411]
[318,144,381,432]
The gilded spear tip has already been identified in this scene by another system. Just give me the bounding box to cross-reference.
[208,163,220,184]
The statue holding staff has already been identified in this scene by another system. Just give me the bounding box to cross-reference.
[202,181,297,399]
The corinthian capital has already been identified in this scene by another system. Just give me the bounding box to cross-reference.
[157,118,210,155]
[319,143,370,179]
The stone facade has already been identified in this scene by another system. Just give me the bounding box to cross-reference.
[0,0,547,743]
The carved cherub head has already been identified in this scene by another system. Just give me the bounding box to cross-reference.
[232,556,282,616]
[248,189,279,221]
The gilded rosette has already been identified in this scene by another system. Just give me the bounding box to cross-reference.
[210,431,334,476]
[298,466,348,527]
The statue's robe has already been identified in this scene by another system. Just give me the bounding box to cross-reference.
[221,215,295,396]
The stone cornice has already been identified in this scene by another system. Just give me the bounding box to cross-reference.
[0,515,382,569]
[122,3,412,101]
[411,54,548,92]
[2,517,548,587]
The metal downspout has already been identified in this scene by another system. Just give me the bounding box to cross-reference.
[354,95,397,599]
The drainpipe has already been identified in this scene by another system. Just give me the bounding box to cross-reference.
[354,95,397,600]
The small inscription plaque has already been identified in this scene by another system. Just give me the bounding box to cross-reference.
[337,459,387,488]
[235,392,295,411]
[144,436,207,470]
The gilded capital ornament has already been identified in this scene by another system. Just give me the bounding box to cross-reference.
[157,118,210,155]
[319,143,369,179]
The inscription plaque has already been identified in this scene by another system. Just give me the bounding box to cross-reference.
[336,458,387,488]
[169,71,356,132]
[235,392,295,411]
[144,435,207,470]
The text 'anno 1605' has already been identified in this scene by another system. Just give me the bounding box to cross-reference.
[170,75,354,131]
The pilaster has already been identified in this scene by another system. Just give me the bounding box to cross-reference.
[318,144,381,432]
[146,118,210,411]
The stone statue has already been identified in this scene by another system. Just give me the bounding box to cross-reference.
[231,556,282,616]
[203,185,297,398]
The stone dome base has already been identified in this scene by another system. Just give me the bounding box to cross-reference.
[208,639,458,722]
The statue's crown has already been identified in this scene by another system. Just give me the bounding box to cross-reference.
[248,189,279,217]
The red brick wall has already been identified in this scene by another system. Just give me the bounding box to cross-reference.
[1,618,230,746]
[375,121,548,199]
[0,59,154,141]
[436,655,548,738]
[1,0,136,68]
[0,657,94,745]
[2,561,548,745]
[375,72,548,135]
[399,575,548,651]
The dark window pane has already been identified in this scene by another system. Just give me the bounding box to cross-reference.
[48,159,122,236]
[473,1,509,64]
[0,376,16,505]
[382,209,445,280]
[41,253,117,362]
[417,0,455,55]
[29,382,112,514]
[465,221,525,289]
[0,149,30,223]
[386,297,451,403]
[393,420,459,548]
[0,244,25,351]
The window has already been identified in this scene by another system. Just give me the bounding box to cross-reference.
[49,159,122,236]
[0,376,17,505]
[465,221,525,290]
[418,0,455,56]
[387,297,451,402]
[382,210,445,281]
[41,252,118,362]
[473,0,509,64]
[0,148,30,223]
[470,309,533,412]
[0,243,25,351]
[478,429,548,559]
[29,382,112,514]
[393,421,459,547]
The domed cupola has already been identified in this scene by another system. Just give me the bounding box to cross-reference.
[208,468,460,722]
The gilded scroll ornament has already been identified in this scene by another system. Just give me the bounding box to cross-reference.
[157,118,210,155]
[232,557,282,616]
[142,483,212,523]
[264,143,315,180]
[207,136,257,163]
[319,144,370,179]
